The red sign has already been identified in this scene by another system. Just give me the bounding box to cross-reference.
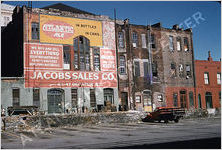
[24,43,63,70]
[100,48,116,71]
[42,20,74,39]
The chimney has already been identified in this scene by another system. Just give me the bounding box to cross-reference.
[208,51,213,61]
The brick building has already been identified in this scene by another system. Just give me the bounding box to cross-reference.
[195,51,221,109]
[1,3,119,114]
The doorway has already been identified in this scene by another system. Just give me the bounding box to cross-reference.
[104,88,114,106]
[47,89,65,114]
[180,90,187,108]
[121,92,128,111]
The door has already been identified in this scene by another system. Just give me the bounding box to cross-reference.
[104,88,114,106]
[180,90,187,108]
[48,89,64,114]
[121,92,128,111]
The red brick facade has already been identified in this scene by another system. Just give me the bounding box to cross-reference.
[195,52,221,109]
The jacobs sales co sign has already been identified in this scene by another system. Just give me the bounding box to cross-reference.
[24,43,117,88]
[40,15,103,46]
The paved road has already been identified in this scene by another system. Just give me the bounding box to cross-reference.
[2,117,221,149]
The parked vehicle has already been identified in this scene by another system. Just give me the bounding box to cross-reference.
[142,107,185,123]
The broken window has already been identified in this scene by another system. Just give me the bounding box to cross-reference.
[118,32,124,48]
[189,91,194,107]
[134,61,140,77]
[141,34,147,48]
[120,55,126,74]
[217,73,221,84]
[184,37,189,51]
[179,64,183,77]
[33,88,40,108]
[170,62,176,77]
[151,34,156,48]
[152,61,158,77]
[177,37,181,51]
[143,61,149,78]
[31,22,39,40]
[73,36,90,71]
[173,93,178,107]
[71,89,78,108]
[204,72,209,84]
[132,32,138,48]
[12,88,20,107]
[186,64,191,78]
[63,46,71,70]
[93,48,100,71]
[90,89,96,107]
[169,36,174,51]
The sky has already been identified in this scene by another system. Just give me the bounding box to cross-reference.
[3,1,221,61]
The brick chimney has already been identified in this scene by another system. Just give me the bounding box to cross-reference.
[208,51,213,61]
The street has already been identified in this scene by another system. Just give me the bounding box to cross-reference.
[1,117,221,149]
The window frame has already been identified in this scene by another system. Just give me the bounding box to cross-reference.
[118,31,125,48]
[132,32,138,48]
[141,34,147,48]
[31,22,39,40]
[184,37,189,52]
[204,72,209,85]
[119,55,126,75]
[217,73,221,84]
[169,36,174,51]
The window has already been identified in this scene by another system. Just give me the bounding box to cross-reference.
[71,89,78,108]
[118,32,124,48]
[169,36,174,51]
[217,73,221,84]
[120,55,126,74]
[189,91,194,107]
[12,88,20,107]
[93,48,100,71]
[184,37,189,51]
[176,37,181,51]
[63,46,71,70]
[219,92,221,105]
[73,36,90,71]
[157,94,163,102]
[173,93,178,107]
[143,61,149,78]
[170,62,176,77]
[198,94,202,109]
[134,61,140,77]
[186,64,191,78]
[132,32,138,47]
[151,34,156,48]
[33,88,40,107]
[205,92,213,108]
[204,72,209,84]
[90,89,96,107]
[179,64,183,77]
[152,61,158,77]
[141,34,147,48]
[135,95,141,103]
[31,22,39,40]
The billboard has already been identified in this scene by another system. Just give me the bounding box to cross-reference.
[40,15,102,46]
[24,43,117,88]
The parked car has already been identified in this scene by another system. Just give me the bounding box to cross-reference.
[142,107,185,123]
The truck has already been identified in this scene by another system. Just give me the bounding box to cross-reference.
[142,107,185,123]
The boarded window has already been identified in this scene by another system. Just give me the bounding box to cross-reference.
[143,62,149,77]
[134,61,140,77]
[132,32,138,47]
[12,88,20,107]
[33,88,40,107]
[120,55,126,74]
[71,89,78,108]
[217,73,221,84]
[90,89,96,107]
[204,72,209,84]
[173,93,178,107]
[31,22,39,40]
[169,36,174,51]
[93,48,100,71]
[152,61,158,77]
[184,37,189,51]
[189,91,194,107]
[141,34,147,48]
[118,32,124,48]
[177,37,181,51]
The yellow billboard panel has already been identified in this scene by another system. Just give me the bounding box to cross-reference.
[40,14,102,46]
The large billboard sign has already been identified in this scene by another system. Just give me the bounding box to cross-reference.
[24,43,117,88]
[40,15,103,46]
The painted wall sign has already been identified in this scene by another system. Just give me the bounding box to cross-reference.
[40,14,102,46]
[100,48,116,71]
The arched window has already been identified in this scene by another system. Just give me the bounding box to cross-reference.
[198,94,202,109]
[73,36,90,71]
[205,92,213,109]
